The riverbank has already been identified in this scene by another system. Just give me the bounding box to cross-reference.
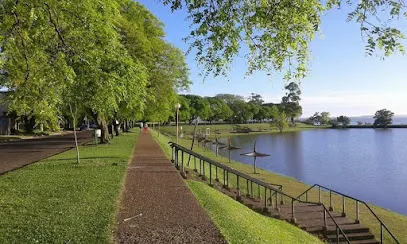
[153,132,407,244]
[158,122,328,138]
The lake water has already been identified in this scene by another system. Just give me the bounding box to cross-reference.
[216,129,407,215]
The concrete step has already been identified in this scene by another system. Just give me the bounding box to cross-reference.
[303,224,370,235]
[338,240,379,244]
[326,232,374,242]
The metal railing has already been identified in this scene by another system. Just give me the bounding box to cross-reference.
[169,142,351,243]
[297,184,399,244]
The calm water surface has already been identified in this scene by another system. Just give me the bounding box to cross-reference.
[216,129,407,215]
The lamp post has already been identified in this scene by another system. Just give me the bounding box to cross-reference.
[175,103,181,143]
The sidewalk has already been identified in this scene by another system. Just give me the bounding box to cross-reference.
[115,133,226,244]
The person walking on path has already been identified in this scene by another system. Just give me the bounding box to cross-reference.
[139,122,143,134]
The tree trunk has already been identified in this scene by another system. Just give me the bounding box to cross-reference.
[69,104,80,164]
[98,115,110,143]
[73,120,80,164]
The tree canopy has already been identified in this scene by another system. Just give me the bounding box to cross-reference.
[0,0,190,141]
[374,109,394,127]
[161,0,406,80]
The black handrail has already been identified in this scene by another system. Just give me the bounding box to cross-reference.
[297,184,400,244]
[169,142,351,244]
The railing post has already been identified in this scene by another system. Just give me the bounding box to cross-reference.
[236,175,240,195]
[181,151,184,173]
[226,171,229,189]
[280,186,284,205]
[258,184,261,199]
[263,187,268,212]
[246,179,250,197]
[209,164,212,186]
[202,160,206,179]
[291,200,296,224]
[329,190,333,211]
[175,149,179,168]
[194,157,197,171]
[275,190,278,209]
[380,224,383,244]
[250,181,253,198]
[270,189,273,208]
[342,196,346,217]
[305,191,308,202]
[215,166,219,181]
[223,169,226,188]
[355,200,360,223]
[171,146,174,163]
[336,227,340,244]
[323,208,327,231]
[318,186,321,203]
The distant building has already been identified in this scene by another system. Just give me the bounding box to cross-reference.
[0,91,10,135]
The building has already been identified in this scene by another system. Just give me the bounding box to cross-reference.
[0,91,10,135]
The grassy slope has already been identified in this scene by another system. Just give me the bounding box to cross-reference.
[0,131,136,243]
[158,122,327,137]
[187,180,323,244]
[153,132,407,244]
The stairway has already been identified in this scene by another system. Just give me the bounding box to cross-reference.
[278,203,379,244]
[191,172,379,244]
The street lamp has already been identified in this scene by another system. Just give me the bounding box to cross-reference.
[175,103,181,143]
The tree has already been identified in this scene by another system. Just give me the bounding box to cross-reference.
[182,95,211,124]
[161,1,406,79]
[248,93,264,106]
[320,112,331,125]
[271,108,288,133]
[228,100,252,124]
[281,82,302,124]
[374,109,394,128]
[206,97,233,124]
[337,116,351,127]
[177,96,191,123]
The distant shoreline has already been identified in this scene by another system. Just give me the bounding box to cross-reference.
[334,125,407,129]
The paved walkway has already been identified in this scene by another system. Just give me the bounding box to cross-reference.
[115,133,225,244]
[0,131,92,175]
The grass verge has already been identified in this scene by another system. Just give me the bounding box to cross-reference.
[0,131,136,243]
[153,132,407,244]
[187,180,323,244]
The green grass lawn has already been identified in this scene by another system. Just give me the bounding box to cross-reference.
[153,132,407,244]
[187,180,323,244]
[157,122,327,137]
[0,131,137,243]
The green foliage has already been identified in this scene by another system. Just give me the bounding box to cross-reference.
[177,95,191,122]
[206,97,233,123]
[320,112,331,125]
[337,115,351,126]
[162,0,406,79]
[228,100,253,123]
[181,94,211,123]
[373,109,394,127]
[281,82,302,124]
[0,0,189,133]
[271,108,288,132]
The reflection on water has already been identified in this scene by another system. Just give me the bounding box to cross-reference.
[215,129,407,215]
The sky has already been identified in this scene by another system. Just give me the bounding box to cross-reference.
[137,1,407,117]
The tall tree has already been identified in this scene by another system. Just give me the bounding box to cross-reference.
[206,97,233,124]
[161,0,406,79]
[182,95,211,124]
[374,109,394,128]
[282,82,302,124]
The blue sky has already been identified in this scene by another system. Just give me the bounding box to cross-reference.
[139,1,407,117]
